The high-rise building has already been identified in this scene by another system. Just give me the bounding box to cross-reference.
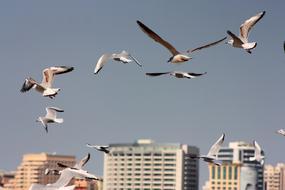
[2,152,76,190]
[103,139,199,190]
[204,141,264,190]
[264,163,285,190]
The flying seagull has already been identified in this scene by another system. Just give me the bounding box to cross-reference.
[20,66,74,98]
[94,50,142,74]
[277,129,285,136]
[38,153,101,190]
[190,133,225,166]
[146,71,207,79]
[249,140,265,165]
[86,144,110,154]
[136,20,226,64]
[226,11,266,54]
[36,107,64,133]
[57,153,101,180]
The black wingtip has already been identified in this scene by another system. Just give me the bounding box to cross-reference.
[226,30,232,35]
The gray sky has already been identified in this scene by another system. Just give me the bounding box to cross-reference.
[1,0,285,188]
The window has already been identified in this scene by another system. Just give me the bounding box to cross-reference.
[228,166,232,179]
[217,167,221,179]
[212,166,215,179]
[223,166,226,179]
[234,166,238,180]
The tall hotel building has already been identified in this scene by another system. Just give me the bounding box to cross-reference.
[103,139,199,190]
[3,153,76,190]
[264,163,285,190]
[205,141,264,190]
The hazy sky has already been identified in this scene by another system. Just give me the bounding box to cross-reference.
[1,0,285,188]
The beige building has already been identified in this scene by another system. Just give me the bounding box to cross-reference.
[204,142,264,190]
[264,163,285,190]
[103,139,199,190]
[74,178,103,190]
[3,152,76,190]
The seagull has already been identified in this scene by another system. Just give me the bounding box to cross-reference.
[226,11,266,54]
[36,107,64,133]
[94,50,142,74]
[249,140,265,165]
[56,153,101,181]
[146,71,207,79]
[136,20,226,64]
[86,144,110,154]
[190,133,225,166]
[277,129,285,136]
[20,66,74,98]
[35,153,101,190]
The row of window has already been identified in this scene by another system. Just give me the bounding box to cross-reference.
[211,166,238,180]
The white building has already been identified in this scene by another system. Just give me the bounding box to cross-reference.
[204,141,264,190]
[103,139,199,190]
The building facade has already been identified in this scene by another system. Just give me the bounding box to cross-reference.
[205,141,264,190]
[2,152,76,190]
[264,163,285,190]
[103,139,199,190]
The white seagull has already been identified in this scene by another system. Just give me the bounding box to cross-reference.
[226,11,266,54]
[21,66,74,98]
[191,133,225,166]
[94,50,142,74]
[36,107,64,133]
[277,129,285,136]
[34,153,101,190]
[137,20,226,64]
[86,144,110,154]
[249,140,265,165]
[146,71,207,79]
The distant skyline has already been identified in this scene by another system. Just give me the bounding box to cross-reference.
[1,0,285,189]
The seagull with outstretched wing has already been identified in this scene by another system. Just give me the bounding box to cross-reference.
[226,11,266,53]
[21,66,74,98]
[137,20,226,64]
[94,50,142,74]
[249,140,265,165]
[146,71,207,79]
[36,107,64,133]
[190,133,225,166]
[86,144,110,154]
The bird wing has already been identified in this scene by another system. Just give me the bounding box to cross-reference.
[57,163,69,168]
[51,169,74,188]
[186,72,207,77]
[207,133,225,157]
[283,41,285,53]
[20,77,41,92]
[50,66,74,75]
[137,20,179,56]
[94,54,112,74]
[129,54,142,67]
[239,11,266,42]
[29,184,48,190]
[253,140,262,158]
[41,68,54,88]
[145,72,171,77]
[41,66,74,88]
[77,153,90,169]
[227,31,244,45]
[46,107,63,119]
[188,37,227,53]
